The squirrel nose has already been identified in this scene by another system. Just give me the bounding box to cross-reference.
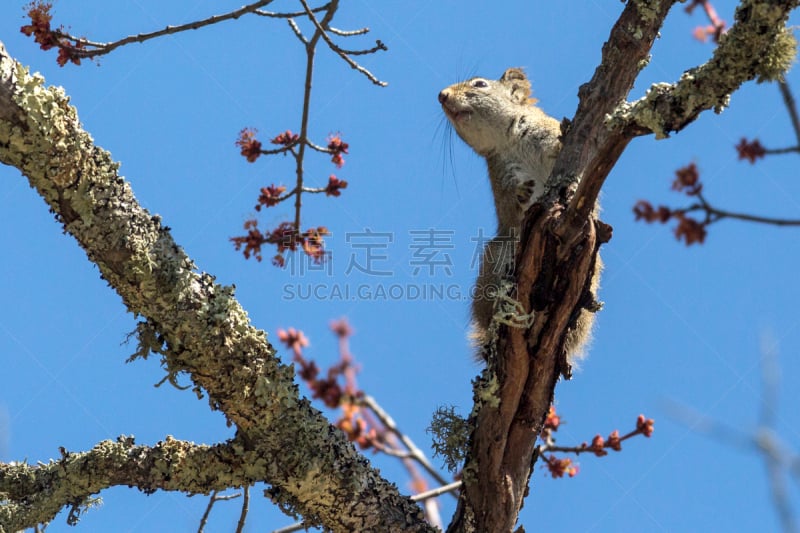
[438,90,448,104]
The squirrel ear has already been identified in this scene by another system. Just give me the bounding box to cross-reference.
[500,68,532,104]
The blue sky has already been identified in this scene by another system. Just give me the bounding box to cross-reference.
[2,1,800,531]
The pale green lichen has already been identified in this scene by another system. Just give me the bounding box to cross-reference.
[13,64,83,188]
[755,26,797,82]
[633,0,663,25]
[613,82,673,139]
[428,406,470,473]
[460,462,479,486]
[607,1,797,140]
[478,372,500,408]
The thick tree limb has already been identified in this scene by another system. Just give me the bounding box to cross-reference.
[1,436,255,529]
[450,0,799,531]
[0,40,431,533]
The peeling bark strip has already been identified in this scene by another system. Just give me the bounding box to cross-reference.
[449,1,798,531]
[0,41,432,532]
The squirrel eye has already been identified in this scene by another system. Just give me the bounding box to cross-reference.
[471,79,488,88]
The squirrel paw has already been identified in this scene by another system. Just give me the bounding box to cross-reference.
[515,179,537,208]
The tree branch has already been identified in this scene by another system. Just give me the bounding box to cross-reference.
[299,0,388,86]
[0,41,431,533]
[59,1,277,60]
[198,490,241,533]
[689,192,800,226]
[0,437,253,529]
[620,1,799,137]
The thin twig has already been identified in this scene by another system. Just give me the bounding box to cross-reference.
[198,490,242,533]
[361,395,450,487]
[63,0,276,60]
[273,188,299,203]
[261,143,299,156]
[290,1,339,230]
[760,333,780,430]
[286,18,308,44]
[410,481,463,502]
[271,521,307,533]
[338,40,387,56]
[197,490,216,533]
[328,26,370,37]
[540,427,646,456]
[369,445,413,459]
[764,146,800,155]
[778,81,800,149]
[254,3,331,19]
[766,458,798,533]
[663,400,755,451]
[685,193,800,227]
[235,486,250,533]
[298,0,387,86]
[306,140,333,153]
[665,338,800,532]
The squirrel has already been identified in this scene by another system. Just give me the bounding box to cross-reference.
[438,67,600,364]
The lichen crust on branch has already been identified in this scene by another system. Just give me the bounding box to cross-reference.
[615,0,799,139]
[0,43,431,532]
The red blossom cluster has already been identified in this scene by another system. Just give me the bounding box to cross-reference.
[633,201,672,224]
[325,175,348,197]
[685,0,726,43]
[634,163,710,246]
[327,134,349,168]
[295,349,348,407]
[230,219,329,265]
[672,162,702,196]
[233,128,349,265]
[634,200,708,245]
[735,138,767,163]
[276,321,383,451]
[278,325,351,408]
[235,128,262,162]
[330,317,353,338]
[587,435,609,457]
[256,184,287,210]
[277,326,308,351]
[20,1,85,66]
[672,214,707,245]
[543,405,560,433]
[636,414,655,437]
[229,219,265,261]
[337,403,381,450]
[544,455,579,479]
[271,130,299,146]
[301,226,329,264]
[20,2,55,48]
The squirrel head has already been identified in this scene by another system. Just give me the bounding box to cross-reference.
[439,68,537,156]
